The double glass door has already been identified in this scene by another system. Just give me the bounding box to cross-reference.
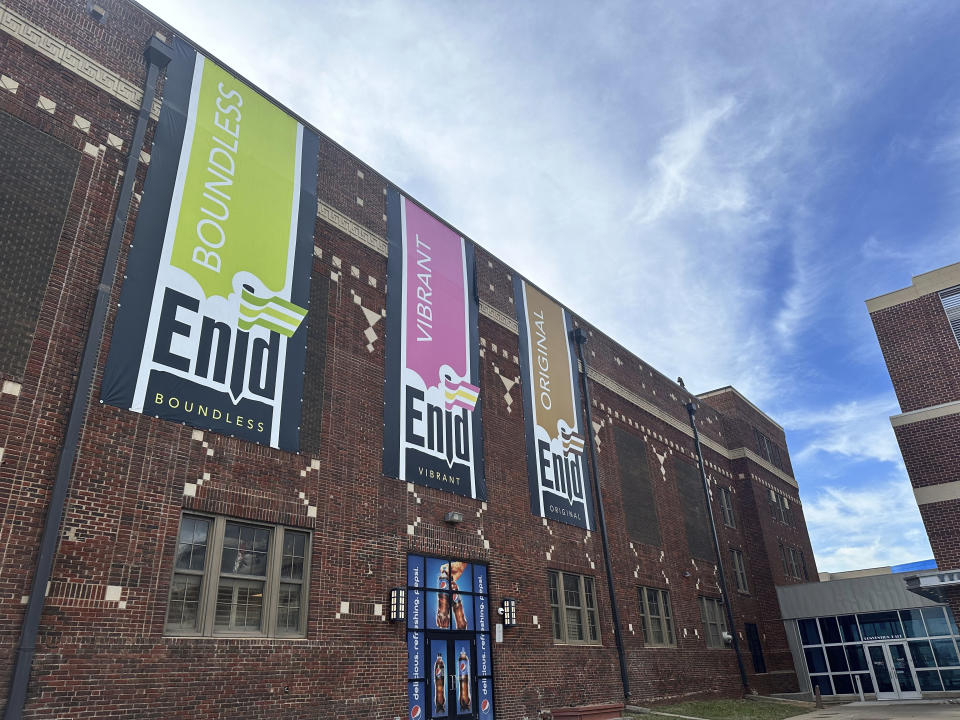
[428,633,477,719]
[866,643,921,700]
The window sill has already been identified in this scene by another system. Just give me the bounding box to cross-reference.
[163,634,309,641]
[552,641,603,647]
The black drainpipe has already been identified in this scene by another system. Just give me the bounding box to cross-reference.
[572,328,630,703]
[4,36,173,720]
[685,401,750,694]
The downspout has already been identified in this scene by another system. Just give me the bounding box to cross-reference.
[685,401,750,694]
[4,36,173,720]
[572,329,630,703]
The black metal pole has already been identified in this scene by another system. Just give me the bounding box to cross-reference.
[685,401,750,694]
[572,329,630,703]
[3,37,173,720]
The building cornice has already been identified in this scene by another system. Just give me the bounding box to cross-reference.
[866,262,960,313]
[890,399,960,428]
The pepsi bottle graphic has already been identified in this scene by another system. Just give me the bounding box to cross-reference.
[451,580,467,630]
[458,649,471,710]
[434,654,446,711]
[436,566,451,629]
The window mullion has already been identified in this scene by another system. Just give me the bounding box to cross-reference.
[266,526,282,636]
[202,516,226,635]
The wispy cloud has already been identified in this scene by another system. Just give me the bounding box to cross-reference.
[804,479,931,572]
[782,395,903,465]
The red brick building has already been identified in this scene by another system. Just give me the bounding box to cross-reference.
[868,263,960,619]
[0,1,816,717]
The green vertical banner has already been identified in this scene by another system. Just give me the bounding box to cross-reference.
[102,38,320,452]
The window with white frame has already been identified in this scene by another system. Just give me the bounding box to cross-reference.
[699,596,729,648]
[548,570,600,645]
[166,513,310,637]
[638,587,675,647]
[730,549,748,593]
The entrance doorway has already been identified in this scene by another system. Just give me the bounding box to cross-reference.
[406,555,494,720]
[865,642,921,700]
[427,632,477,719]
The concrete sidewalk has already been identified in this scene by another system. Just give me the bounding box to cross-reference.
[796,700,960,720]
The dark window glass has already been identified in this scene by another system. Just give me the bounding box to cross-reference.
[949,610,960,636]
[922,607,950,637]
[941,669,960,690]
[854,673,874,694]
[846,645,867,671]
[826,645,848,672]
[931,639,960,667]
[548,572,562,641]
[799,619,821,646]
[810,674,833,696]
[832,674,853,695]
[719,487,735,528]
[909,640,936,669]
[584,577,599,643]
[838,615,860,643]
[900,609,926,638]
[857,611,903,640]
[917,670,944,691]
[804,647,828,674]
[819,617,842,644]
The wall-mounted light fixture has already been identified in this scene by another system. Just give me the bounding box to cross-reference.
[443,510,464,525]
[501,598,517,626]
[389,588,406,622]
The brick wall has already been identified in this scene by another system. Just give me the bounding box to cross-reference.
[0,1,815,717]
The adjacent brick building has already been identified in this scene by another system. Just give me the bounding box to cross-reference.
[868,263,960,621]
[0,1,817,717]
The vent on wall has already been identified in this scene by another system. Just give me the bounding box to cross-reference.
[939,285,960,350]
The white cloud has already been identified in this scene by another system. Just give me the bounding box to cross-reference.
[804,478,931,573]
[782,395,903,465]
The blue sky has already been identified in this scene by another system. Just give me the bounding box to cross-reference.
[138,0,960,572]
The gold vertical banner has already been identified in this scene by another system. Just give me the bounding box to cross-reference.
[514,278,593,530]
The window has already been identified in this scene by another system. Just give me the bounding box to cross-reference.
[768,490,793,526]
[699,596,728,648]
[940,285,960,350]
[718,487,735,528]
[730,549,748,593]
[548,571,600,645]
[755,429,783,469]
[638,587,675,647]
[166,513,310,637]
[779,542,807,580]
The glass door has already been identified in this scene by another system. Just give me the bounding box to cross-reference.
[887,643,921,700]
[866,643,921,700]
[427,634,477,719]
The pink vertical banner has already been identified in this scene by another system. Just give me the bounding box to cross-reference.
[403,200,468,387]
[383,189,485,499]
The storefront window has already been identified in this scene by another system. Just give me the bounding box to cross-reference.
[857,611,903,641]
[797,607,960,696]
[838,615,860,643]
[900,609,926,638]
[922,607,950,637]
[799,618,820,645]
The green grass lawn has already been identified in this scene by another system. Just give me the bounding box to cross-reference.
[633,699,811,720]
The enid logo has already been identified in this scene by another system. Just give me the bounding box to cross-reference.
[101,46,318,453]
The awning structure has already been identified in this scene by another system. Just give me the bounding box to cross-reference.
[904,570,960,602]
